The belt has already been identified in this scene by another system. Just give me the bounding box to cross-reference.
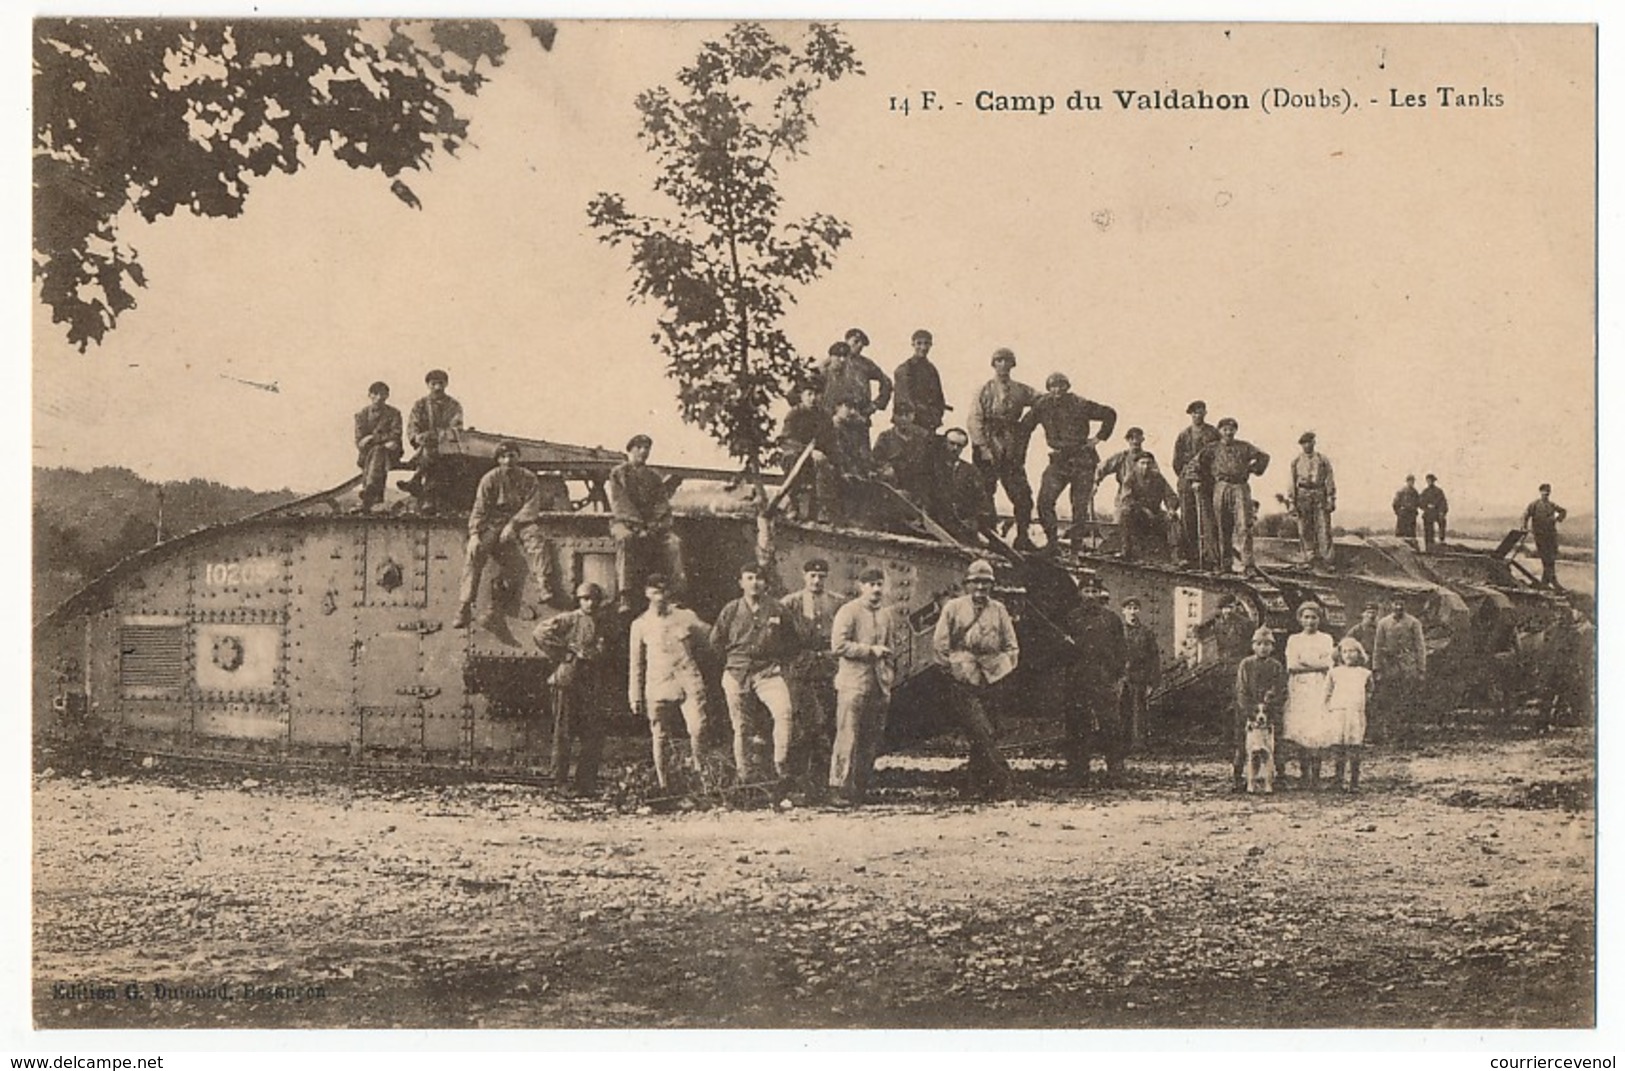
[1297,483,1325,490]
[1217,477,1250,485]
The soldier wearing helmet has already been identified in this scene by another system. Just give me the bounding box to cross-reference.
[399,369,463,514]
[353,381,402,513]
[931,558,1018,797]
[967,348,1042,551]
[533,582,616,795]
[453,440,562,633]
[1019,371,1118,554]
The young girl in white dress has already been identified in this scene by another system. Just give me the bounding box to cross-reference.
[1325,636,1373,791]
[1283,602,1337,788]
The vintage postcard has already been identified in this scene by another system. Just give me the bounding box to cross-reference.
[24,15,1598,1046]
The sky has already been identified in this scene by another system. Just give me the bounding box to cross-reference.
[29,20,1597,524]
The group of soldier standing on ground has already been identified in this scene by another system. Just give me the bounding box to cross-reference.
[346,348,1576,802]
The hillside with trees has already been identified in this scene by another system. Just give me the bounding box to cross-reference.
[33,467,297,620]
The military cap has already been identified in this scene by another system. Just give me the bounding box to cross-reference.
[893,402,916,425]
[911,329,933,343]
[1425,473,1437,481]
[991,348,1016,366]
[644,573,669,591]
[575,581,605,601]
[425,369,449,385]
[802,558,830,574]
[1539,482,1552,492]
[965,559,996,582]
[1217,417,1239,431]
[1299,431,1316,444]
[1186,400,1207,414]
[368,381,390,396]
[858,566,887,583]
[844,327,870,346]
[1363,600,1381,612]
[944,426,970,442]
[1045,372,1071,391]
[493,440,522,459]
[1218,594,1239,609]
[1406,474,1416,482]
[1121,595,1141,609]
[626,434,653,452]
[1125,426,1145,440]
[738,560,766,577]
[1251,626,1275,646]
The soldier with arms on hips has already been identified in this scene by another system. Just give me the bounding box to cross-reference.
[1021,372,1117,553]
[1418,474,1449,551]
[533,582,616,796]
[932,559,1019,798]
[1522,483,1569,591]
[628,574,715,792]
[353,380,402,514]
[1173,400,1222,569]
[608,434,687,604]
[400,369,463,514]
[1288,431,1337,569]
[829,567,903,805]
[454,440,562,632]
[967,348,1041,551]
[1191,417,1270,575]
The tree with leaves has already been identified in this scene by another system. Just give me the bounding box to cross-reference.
[33,17,556,350]
[588,22,862,480]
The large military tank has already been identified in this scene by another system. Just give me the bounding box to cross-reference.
[34,427,1580,774]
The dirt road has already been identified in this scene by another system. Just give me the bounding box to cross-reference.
[34,726,1593,1029]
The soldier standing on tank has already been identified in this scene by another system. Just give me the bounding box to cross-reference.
[534,582,616,797]
[454,441,562,632]
[818,330,892,464]
[893,329,950,433]
[1120,596,1161,751]
[1173,401,1222,569]
[608,434,686,605]
[1392,475,1422,546]
[932,559,1019,798]
[779,558,844,798]
[1419,474,1449,551]
[353,381,402,514]
[1021,372,1117,553]
[400,369,463,514]
[1063,582,1129,787]
[1096,426,1153,519]
[967,348,1041,551]
[1522,483,1569,590]
[1192,417,1270,575]
[829,567,902,805]
[1288,431,1337,570]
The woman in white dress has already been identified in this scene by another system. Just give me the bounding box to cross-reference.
[1283,601,1337,788]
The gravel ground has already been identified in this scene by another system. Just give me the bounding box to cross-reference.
[33,725,1594,1030]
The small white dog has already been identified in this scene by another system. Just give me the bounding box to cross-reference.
[1245,704,1276,795]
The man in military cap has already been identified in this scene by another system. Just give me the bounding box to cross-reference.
[778,383,841,524]
[818,331,893,463]
[608,434,686,604]
[1062,575,1129,787]
[353,381,402,513]
[454,440,563,633]
[628,574,715,792]
[1096,426,1153,517]
[1119,453,1179,562]
[711,561,798,786]
[932,559,1018,798]
[1172,400,1222,569]
[1343,601,1382,665]
[1120,596,1161,751]
[779,558,845,796]
[1418,474,1449,552]
[401,369,463,514]
[967,348,1041,551]
[1192,417,1270,574]
[873,404,947,519]
[1199,594,1256,741]
[893,329,950,433]
[1392,475,1421,545]
[942,427,996,542]
[1522,483,1569,590]
[1288,431,1337,569]
[534,582,616,796]
[830,566,904,804]
[1021,372,1118,553]
[1372,594,1427,743]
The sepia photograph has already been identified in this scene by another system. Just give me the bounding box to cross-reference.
[25,13,1598,1039]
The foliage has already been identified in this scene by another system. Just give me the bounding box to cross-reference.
[587,22,862,471]
[33,17,556,350]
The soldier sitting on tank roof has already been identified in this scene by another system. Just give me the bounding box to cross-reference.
[608,434,687,607]
[353,381,402,514]
[1118,453,1179,562]
[873,403,947,520]
[778,382,841,524]
[453,440,563,633]
[398,369,463,515]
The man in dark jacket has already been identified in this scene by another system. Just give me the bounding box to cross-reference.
[893,329,949,432]
[1063,583,1128,786]
[533,583,617,796]
[354,381,402,513]
[1120,596,1160,750]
